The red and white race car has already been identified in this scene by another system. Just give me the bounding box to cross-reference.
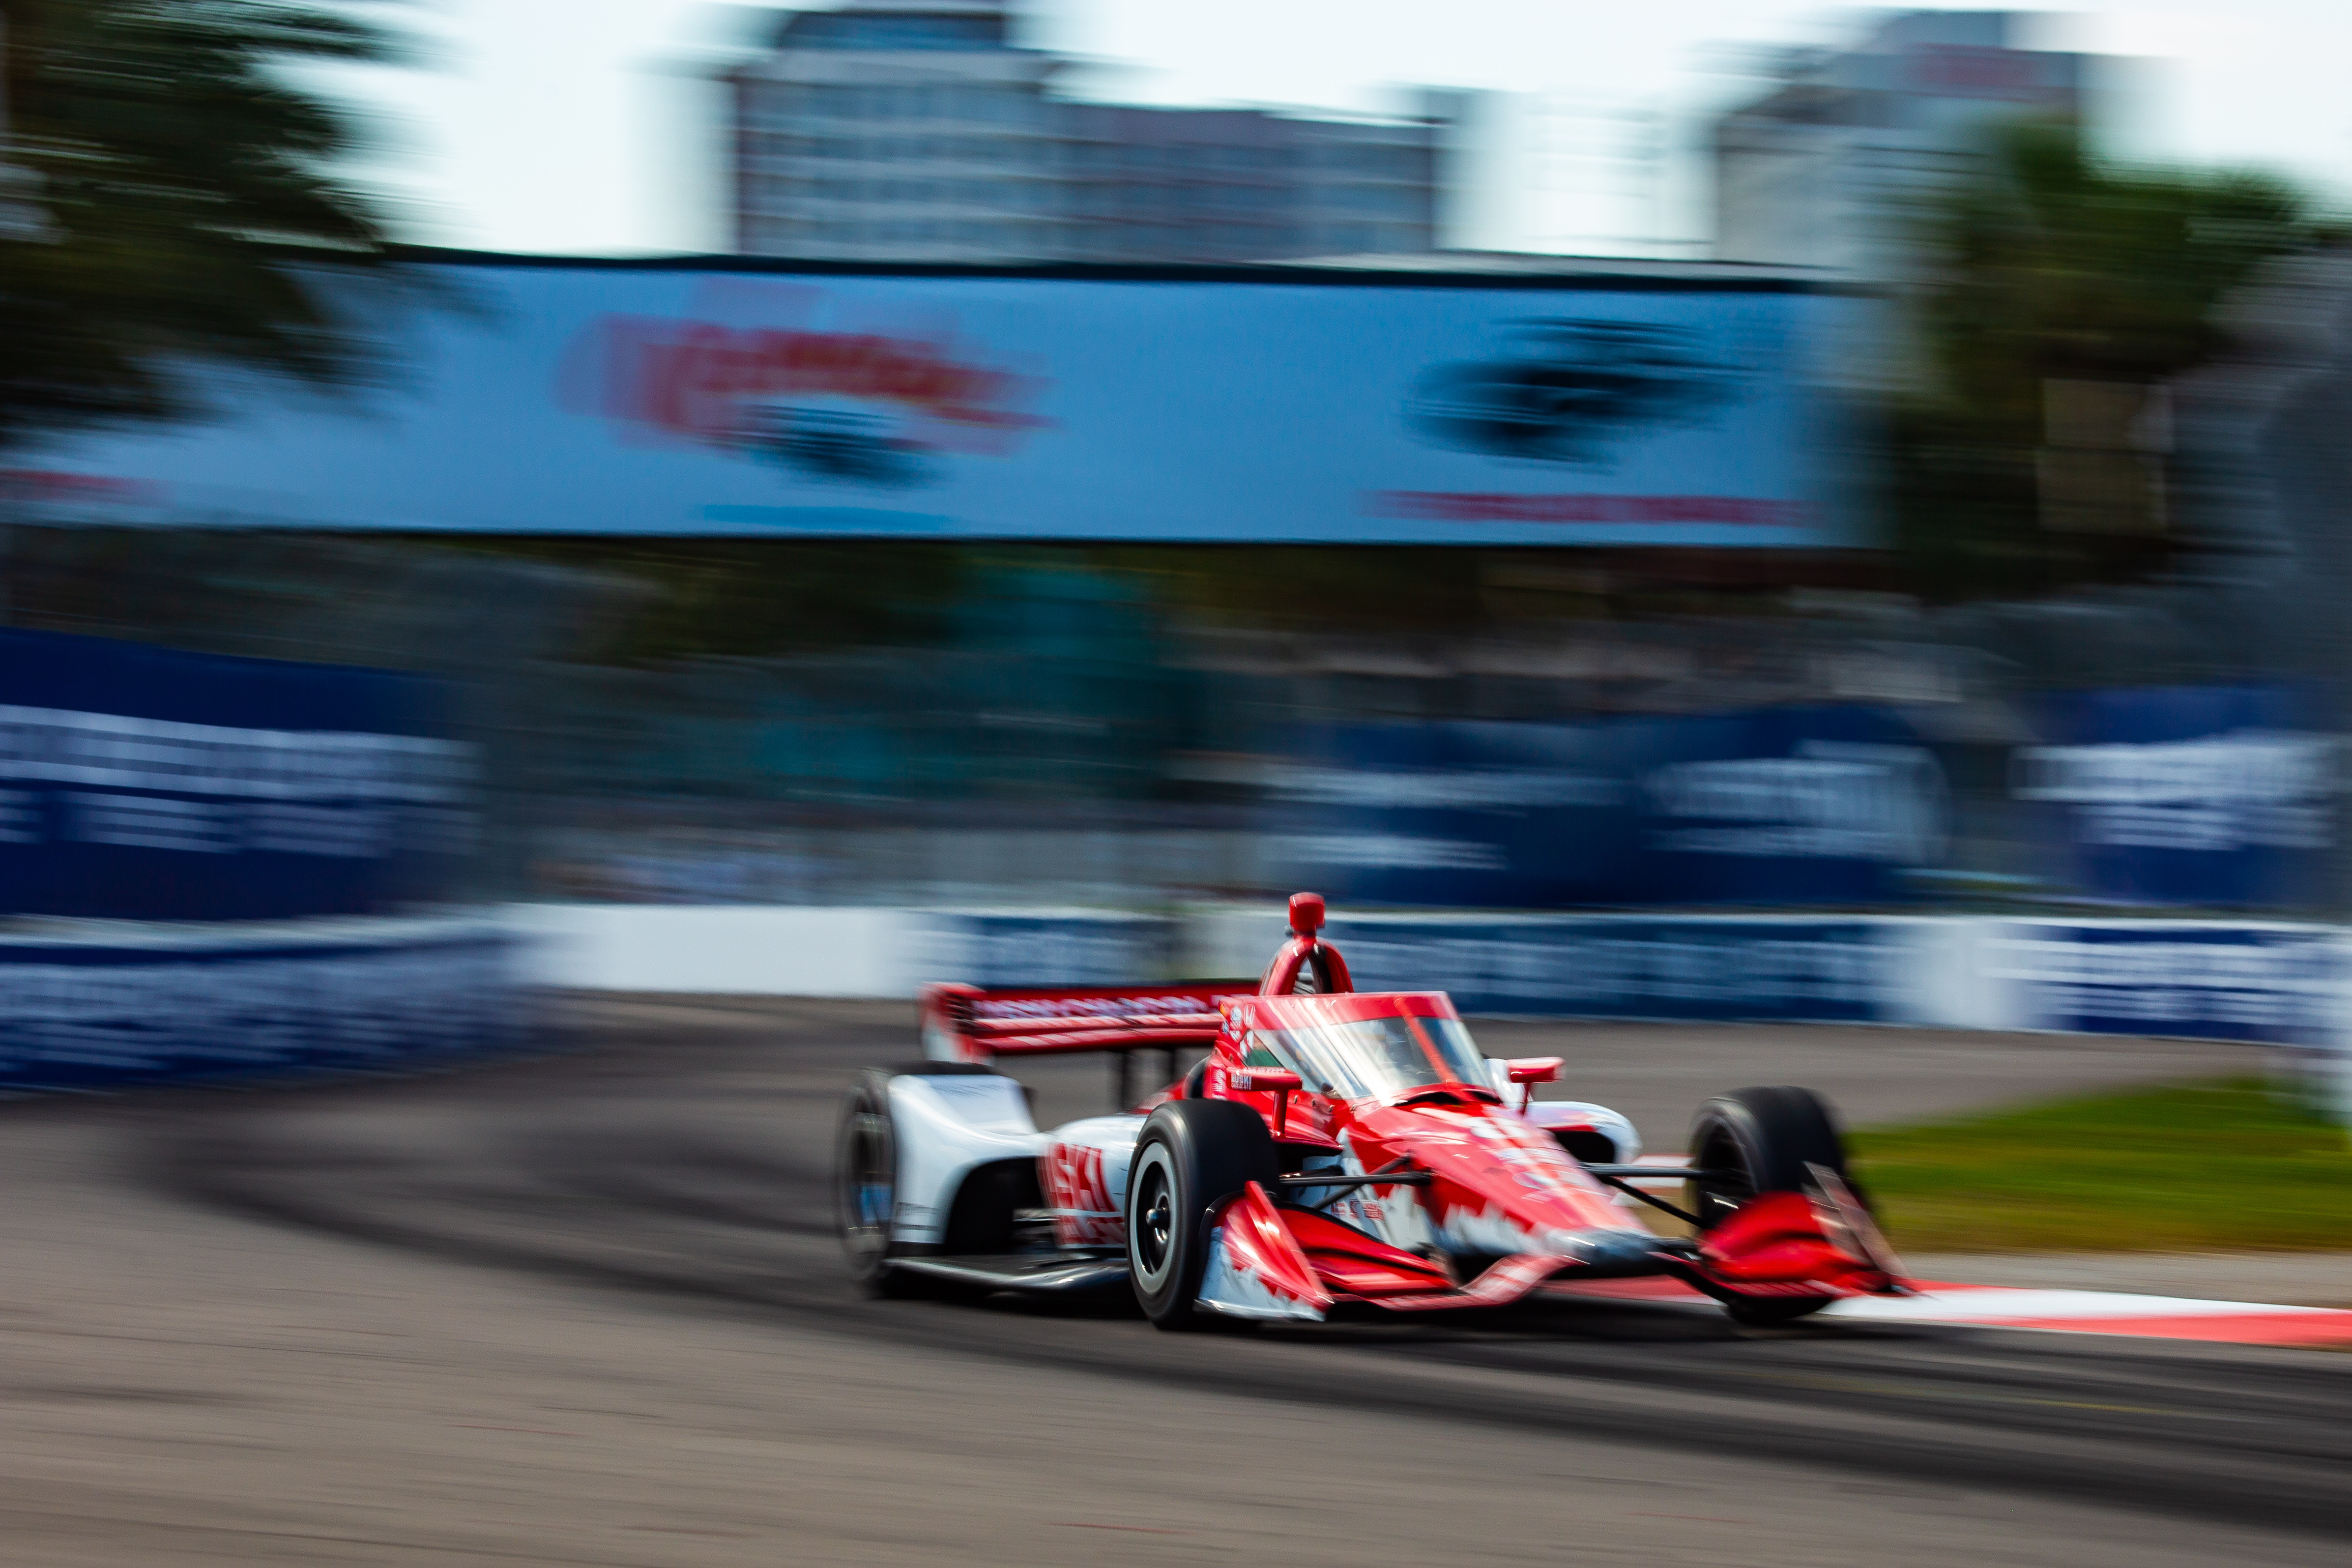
[837,893,1911,1328]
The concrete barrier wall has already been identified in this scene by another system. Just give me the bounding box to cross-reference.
[507,901,2350,1123]
[504,904,913,997]
[501,905,1178,997]
[504,901,2352,1046]
[15,903,2337,1107]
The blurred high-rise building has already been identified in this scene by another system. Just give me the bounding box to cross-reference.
[1711,10,2090,280]
[723,1,1447,264]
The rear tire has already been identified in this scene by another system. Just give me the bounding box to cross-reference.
[836,1069,925,1298]
[1126,1099,1280,1330]
[1686,1086,1853,1326]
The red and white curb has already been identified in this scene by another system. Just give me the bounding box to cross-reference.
[1544,1272,2352,1347]
[1819,1284,2352,1347]
[1580,1156,2352,1348]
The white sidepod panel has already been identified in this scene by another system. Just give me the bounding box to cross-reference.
[1523,1099,1643,1164]
[886,1072,1046,1247]
[1484,1061,1643,1163]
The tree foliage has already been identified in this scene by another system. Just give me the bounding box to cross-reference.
[1893,124,2321,600]
[452,537,979,665]
[0,1,423,451]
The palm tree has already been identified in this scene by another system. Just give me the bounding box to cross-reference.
[1891,124,2318,599]
[0,1,427,451]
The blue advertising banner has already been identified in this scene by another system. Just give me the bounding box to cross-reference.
[1266,721,1630,908]
[4,257,1853,547]
[919,912,1177,988]
[1326,915,1894,1021]
[2012,686,2329,908]
[1620,707,1947,905]
[0,921,526,1092]
[1270,708,1947,909]
[1189,907,2336,1043]
[0,629,476,920]
[1984,920,2346,1048]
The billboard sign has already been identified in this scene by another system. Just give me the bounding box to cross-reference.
[2013,686,2331,909]
[1329,914,1894,1020]
[1271,708,1947,908]
[0,629,474,921]
[1982,920,2346,1046]
[0,923,521,1091]
[6,258,1851,546]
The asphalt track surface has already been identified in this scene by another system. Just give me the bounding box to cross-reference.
[2,998,2346,1566]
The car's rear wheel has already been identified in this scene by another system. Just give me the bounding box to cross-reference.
[1686,1086,1854,1326]
[1126,1099,1280,1330]
[836,1068,925,1297]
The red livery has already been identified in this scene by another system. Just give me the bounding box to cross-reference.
[839,892,1910,1327]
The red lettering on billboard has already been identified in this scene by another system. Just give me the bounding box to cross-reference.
[1366,491,1806,527]
[559,312,1050,455]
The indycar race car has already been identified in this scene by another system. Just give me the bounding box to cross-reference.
[836,893,1911,1328]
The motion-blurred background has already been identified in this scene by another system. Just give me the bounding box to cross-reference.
[4,2,2352,1081]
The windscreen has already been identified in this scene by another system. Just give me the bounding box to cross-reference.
[1246,1014,1495,1101]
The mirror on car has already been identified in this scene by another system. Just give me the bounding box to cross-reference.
[1231,1065,1304,1136]
[1503,1056,1564,1114]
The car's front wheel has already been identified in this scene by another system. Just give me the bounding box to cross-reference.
[1126,1099,1280,1330]
[1686,1086,1856,1326]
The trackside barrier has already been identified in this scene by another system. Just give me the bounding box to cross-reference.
[1188,909,1904,1024]
[1189,908,2352,1127]
[506,903,2352,1125]
[502,905,1176,995]
[26,905,2338,1117]
[506,901,2352,1045]
[0,917,529,1093]
[1183,907,2352,1039]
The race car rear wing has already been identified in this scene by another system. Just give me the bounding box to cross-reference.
[920,980,1248,1064]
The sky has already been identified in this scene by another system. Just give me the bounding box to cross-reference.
[333,2,2352,256]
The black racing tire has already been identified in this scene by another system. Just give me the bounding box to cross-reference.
[836,1068,926,1298]
[1686,1086,1853,1326]
[1125,1099,1281,1331]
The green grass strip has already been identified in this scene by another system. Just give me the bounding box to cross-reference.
[1851,1077,2352,1254]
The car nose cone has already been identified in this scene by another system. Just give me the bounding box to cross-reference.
[1555,1227,1678,1277]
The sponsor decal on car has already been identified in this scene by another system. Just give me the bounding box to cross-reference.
[1042,1141,1124,1246]
[972,994,1227,1020]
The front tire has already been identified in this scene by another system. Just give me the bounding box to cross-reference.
[1126,1099,1280,1331]
[1686,1086,1853,1326]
